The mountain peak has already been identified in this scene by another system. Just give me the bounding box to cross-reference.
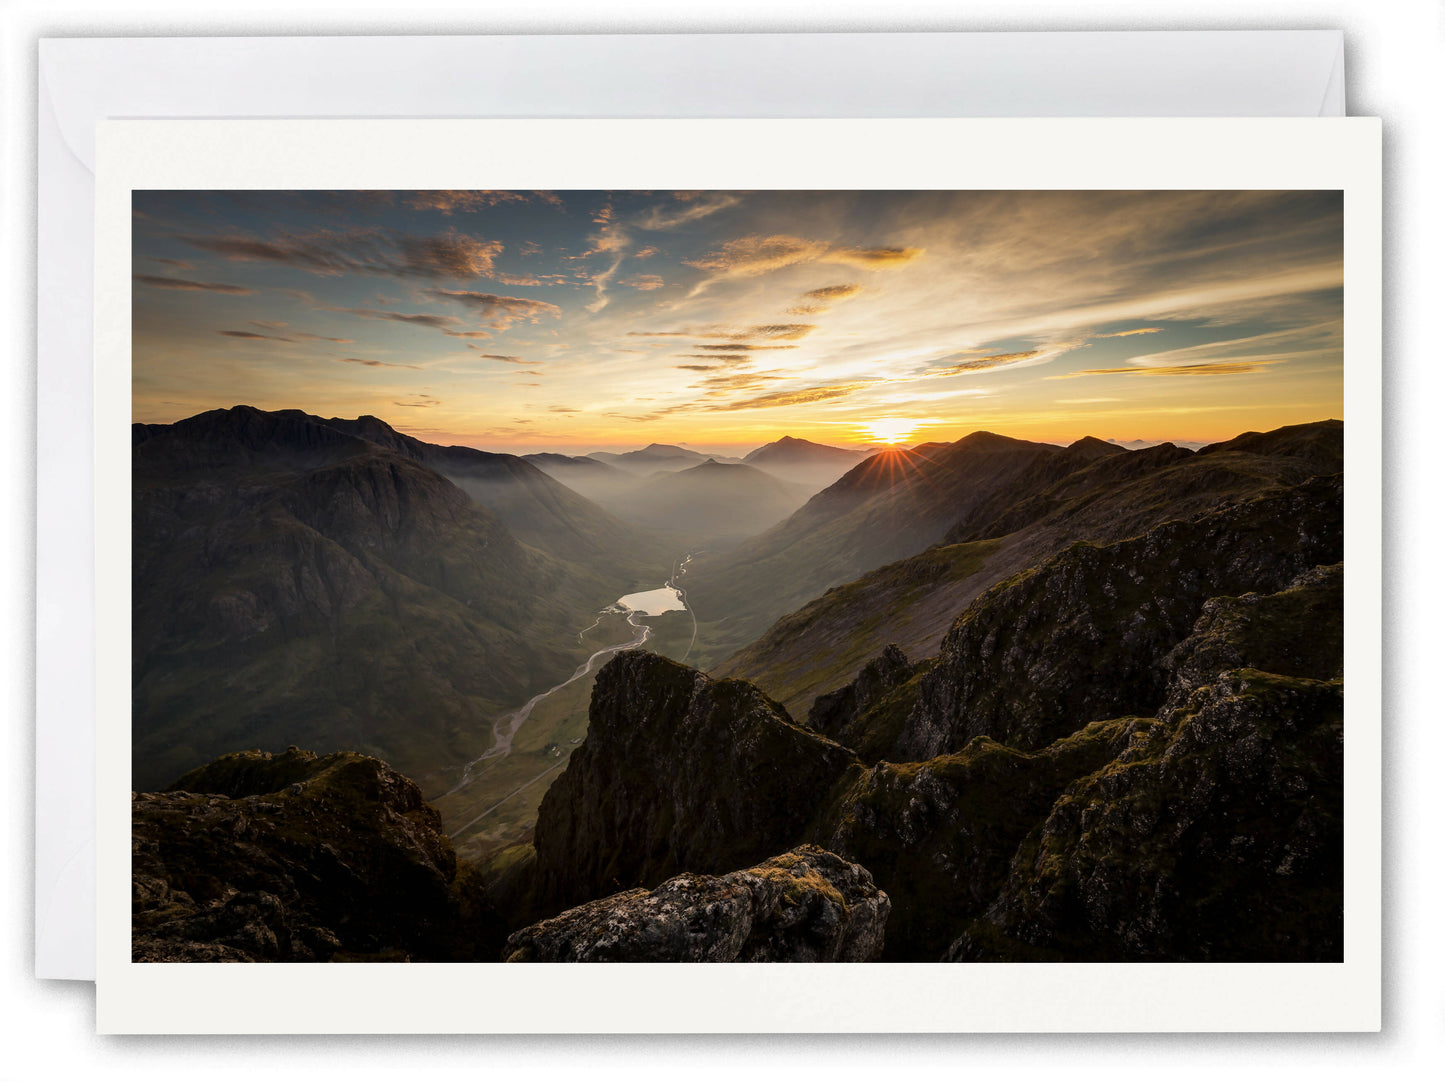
[1067,436,1128,459]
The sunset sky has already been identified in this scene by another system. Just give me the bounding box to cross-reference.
[132,189,1343,453]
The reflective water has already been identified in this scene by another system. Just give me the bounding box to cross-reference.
[616,586,687,614]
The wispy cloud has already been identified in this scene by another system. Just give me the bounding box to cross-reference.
[335,356,422,370]
[636,192,743,231]
[788,282,862,315]
[683,234,921,297]
[404,190,561,213]
[426,289,563,329]
[218,329,292,342]
[921,350,1043,376]
[326,306,461,331]
[179,226,518,282]
[293,332,355,343]
[824,247,924,269]
[619,274,665,291]
[586,257,624,314]
[1061,361,1283,378]
[706,381,880,412]
[134,274,252,294]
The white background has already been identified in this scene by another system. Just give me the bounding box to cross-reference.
[2,0,1440,1076]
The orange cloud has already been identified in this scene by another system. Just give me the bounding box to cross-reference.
[335,357,422,370]
[823,246,923,269]
[1060,361,1283,378]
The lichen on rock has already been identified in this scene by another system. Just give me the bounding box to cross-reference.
[505,845,889,962]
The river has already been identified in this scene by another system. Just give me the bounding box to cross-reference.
[441,554,695,800]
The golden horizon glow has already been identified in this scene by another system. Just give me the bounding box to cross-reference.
[862,418,922,445]
[131,190,1344,453]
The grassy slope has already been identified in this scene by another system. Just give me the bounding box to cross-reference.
[713,422,1342,724]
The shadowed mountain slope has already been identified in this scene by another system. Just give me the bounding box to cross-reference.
[713,420,1342,718]
[132,406,634,792]
[685,432,1098,652]
[316,412,665,572]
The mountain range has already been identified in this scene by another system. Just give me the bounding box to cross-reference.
[132,406,665,792]
[132,410,1346,963]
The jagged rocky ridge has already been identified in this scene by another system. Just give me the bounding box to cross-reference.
[893,474,1342,761]
[713,420,1342,719]
[133,422,1346,964]
[133,749,881,963]
[532,656,857,910]
[520,469,1344,961]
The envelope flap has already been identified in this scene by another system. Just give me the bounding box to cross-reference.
[42,31,1347,173]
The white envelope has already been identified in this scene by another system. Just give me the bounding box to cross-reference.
[35,29,1348,982]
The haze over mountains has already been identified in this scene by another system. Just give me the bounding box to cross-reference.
[131,406,667,791]
[689,421,1342,679]
[132,406,1345,964]
[524,434,872,544]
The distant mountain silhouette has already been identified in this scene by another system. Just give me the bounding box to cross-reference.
[601,459,813,544]
[587,443,744,474]
[742,435,872,490]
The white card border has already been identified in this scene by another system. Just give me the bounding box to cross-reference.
[94,117,1381,1034]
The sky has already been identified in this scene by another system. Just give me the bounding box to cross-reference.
[131,189,1344,454]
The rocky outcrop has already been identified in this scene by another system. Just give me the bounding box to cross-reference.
[948,669,1343,962]
[894,475,1342,760]
[806,643,914,748]
[811,718,1142,961]
[506,846,889,962]
[132,748,503,962]
[944,560,1345,962]
[531,652,858,911]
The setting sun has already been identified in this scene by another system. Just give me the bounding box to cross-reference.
[863,418,921,445]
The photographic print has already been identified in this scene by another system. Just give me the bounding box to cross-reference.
[128,183,1348,967]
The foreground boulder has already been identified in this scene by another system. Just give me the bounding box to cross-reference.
[132,747,502,962]
[505,845,889,962]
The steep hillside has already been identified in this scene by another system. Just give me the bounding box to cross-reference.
[685,433,1101,656]
[515,467,1343,961]
[318,412,665,572]
[531,652,857,911]
[132,406,629,791]
[715,420,1342,718]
